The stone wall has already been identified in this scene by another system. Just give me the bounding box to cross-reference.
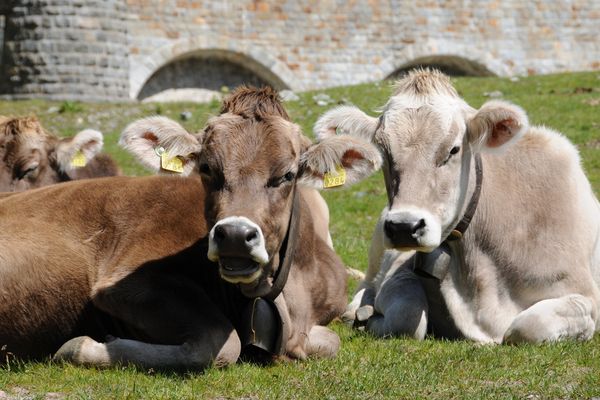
[1,0,599,101]
[1,0,130,101]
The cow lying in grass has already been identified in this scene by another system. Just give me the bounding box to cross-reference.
[0,115,119,191]
[316,69,600,344]
[0,87,381,369]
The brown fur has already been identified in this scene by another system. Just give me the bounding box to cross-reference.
[220,85,290,121]
[65,153,122,180]
[0,87,348,369]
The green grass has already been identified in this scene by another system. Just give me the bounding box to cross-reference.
[1,71,600,399]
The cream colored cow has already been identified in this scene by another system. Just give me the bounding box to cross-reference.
[316,69,600,343]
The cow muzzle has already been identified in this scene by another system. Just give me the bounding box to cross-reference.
[383,208,441,252]
[208,216,269,284]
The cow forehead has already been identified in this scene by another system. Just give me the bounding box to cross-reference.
[202,116,299,171]
[376,94,467,151]
[1,120,51,150]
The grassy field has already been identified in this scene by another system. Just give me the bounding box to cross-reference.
[0,71,599,399]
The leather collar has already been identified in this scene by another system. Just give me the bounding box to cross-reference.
[446,154,483,242]
[263,187,300,301]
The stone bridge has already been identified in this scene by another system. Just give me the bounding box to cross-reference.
[1,0,599,101]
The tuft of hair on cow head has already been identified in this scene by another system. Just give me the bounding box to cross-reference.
[0,116,57,150]
[220,85,290,121]
[119,116,202,176]
[467,100,529,153]
[54,129,104,173]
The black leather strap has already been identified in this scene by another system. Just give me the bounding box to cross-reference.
[264,187,300,301]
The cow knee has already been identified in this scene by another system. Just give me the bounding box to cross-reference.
[503,295,596,344]
[54,336,110,366]
[306,326,340,358]
[212,330,241,368]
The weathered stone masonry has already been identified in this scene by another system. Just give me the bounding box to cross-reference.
[1,0,599,102]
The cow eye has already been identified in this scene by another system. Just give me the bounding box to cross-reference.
[284,171,295,182]
[199,163,211,176]
[268,171,295,188]
[17,164,39,180]
[438,146,461,167]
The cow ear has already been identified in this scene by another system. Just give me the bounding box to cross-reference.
[467,100,529,152]
[297,135,382,189]
[119,116,201,176]
[314,105,379,141]
[55,129,104,172]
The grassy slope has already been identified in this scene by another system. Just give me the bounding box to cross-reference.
[0,72,599,399]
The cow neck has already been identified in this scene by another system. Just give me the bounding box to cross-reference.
[245,186,300,301]
[414,154,483,281]
[446,153,483,242]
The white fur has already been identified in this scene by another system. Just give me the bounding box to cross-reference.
[55,129,103,172]
[297,135,382,189]
[335,71,600,344]
[503,295,595,343]
[313,105,379,142]
[119,116,200,176]
[468,100,529,154]
[384,206,442,252]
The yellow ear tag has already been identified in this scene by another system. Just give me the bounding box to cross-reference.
[70,151,87,168]
[323,166,346,188]
[160,151,184,173]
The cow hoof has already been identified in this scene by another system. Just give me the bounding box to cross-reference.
[53,336,94,363]
[340,309,356,325]
[356,305,374,322]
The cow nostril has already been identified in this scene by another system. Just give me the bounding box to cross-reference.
[412,218,426,233]
[245,228,258,244]
[214,225,226,243]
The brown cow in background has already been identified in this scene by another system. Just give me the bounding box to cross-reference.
[0,115,119,191]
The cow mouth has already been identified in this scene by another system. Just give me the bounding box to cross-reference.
[218,257,261,282]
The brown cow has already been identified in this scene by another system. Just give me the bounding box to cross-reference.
[0,115,119,191]
[0,87,381,369]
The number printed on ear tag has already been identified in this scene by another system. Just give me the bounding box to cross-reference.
[70,151,87,168]
[323,166,346,188]
[161,152,184,173]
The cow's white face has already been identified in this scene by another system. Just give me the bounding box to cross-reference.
[314,70,528,252]
[375,95,473,251]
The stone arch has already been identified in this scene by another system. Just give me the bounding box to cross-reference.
[130,39,299,100]
[386,55,496,80]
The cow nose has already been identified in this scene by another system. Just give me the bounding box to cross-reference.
[213,223,260,255]
[384,218,426,248]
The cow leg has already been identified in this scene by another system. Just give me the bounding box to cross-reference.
[54,330,240,370]
[55,270,241,370]
[343,215,390,324]
[342,287,375,325]
[366,267,429,339]
[503,294,596,344]
[305,326,340,358]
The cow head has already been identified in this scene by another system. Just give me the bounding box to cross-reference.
[0,116,106,191]
[314,69,528,252]
[121,86,381,291]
